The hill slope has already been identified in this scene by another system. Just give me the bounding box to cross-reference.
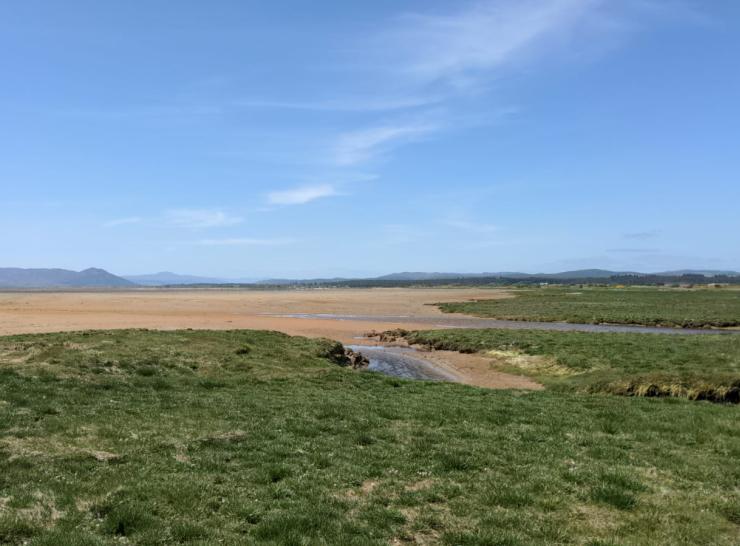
[123,272,227,286]
[0,267,135,288]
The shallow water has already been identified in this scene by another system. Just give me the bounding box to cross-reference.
[346,344,456,381]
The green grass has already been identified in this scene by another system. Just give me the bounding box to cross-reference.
[405,328,740,402]
[0,329,738,544]
[437,287,740,328]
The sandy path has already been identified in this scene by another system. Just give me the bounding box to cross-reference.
[0,288,537,390]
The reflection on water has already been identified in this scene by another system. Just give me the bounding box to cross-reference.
[346,344,456,381]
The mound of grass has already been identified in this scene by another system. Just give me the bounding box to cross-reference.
[404,328,740,402]
[438,287,740,328]
[0,329,738,544]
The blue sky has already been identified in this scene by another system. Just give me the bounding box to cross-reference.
[1,0,738,278]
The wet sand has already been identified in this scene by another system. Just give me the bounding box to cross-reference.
[347,343,544,390]
[0,288,510,344]
[0,287,540,389]
[1,287,733,390]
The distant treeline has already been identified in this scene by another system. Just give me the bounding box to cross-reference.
[163,274,740,289]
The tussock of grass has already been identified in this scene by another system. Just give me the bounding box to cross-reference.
[485,349,575,376]
[605,378,740,403]
[0,329,738,544]
[438,286,740,328]
[405,328,740,403]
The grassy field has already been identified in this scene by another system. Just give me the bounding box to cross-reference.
[0,329,738,545]
[404,329,740,402]
[437,287,740,328]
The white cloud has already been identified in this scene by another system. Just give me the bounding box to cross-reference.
[195,238,295,246]
[388,0,606,89]
[164,209,243,228]
[324,1,614,167]
[267,184,338,205]
[104,216,142,228]
[334,122,438,166]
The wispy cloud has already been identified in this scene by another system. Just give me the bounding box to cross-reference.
[387,0,610,89]
[164,209,243,228]
[104,216,142,228]
[324,1,615,167]
[267,184,338,205]
[334,122,438,166]
[194,238,295,246]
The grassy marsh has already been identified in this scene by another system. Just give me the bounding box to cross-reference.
[405,328,740,402]
[0,329,738,544]
[437,286,740,328]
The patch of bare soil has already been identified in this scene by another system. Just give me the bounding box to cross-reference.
[336,479,380,501]
[412,348,543,390]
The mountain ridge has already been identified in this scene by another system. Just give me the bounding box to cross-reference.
[0,267,135,288]
[2,267,738,289]
[123,272,230,286]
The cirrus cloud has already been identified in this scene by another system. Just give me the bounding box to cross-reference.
[164,208,243,228]
[267,184,338,205]
[333,122,438,166]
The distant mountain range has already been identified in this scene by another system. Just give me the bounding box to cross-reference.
[374,269,737,281]
[0,268,135,288]
[122,272,261,286]
[1,267,738,288]
[122,272,232,286]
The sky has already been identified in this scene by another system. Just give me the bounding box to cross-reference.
[1,0,738,278]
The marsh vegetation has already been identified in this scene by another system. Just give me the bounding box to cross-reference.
[0,329,738,544]
[404,328,740,403]
[437,286,740,328]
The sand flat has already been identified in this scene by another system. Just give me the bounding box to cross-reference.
[0,287,534,389]
[0,288,510,341]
